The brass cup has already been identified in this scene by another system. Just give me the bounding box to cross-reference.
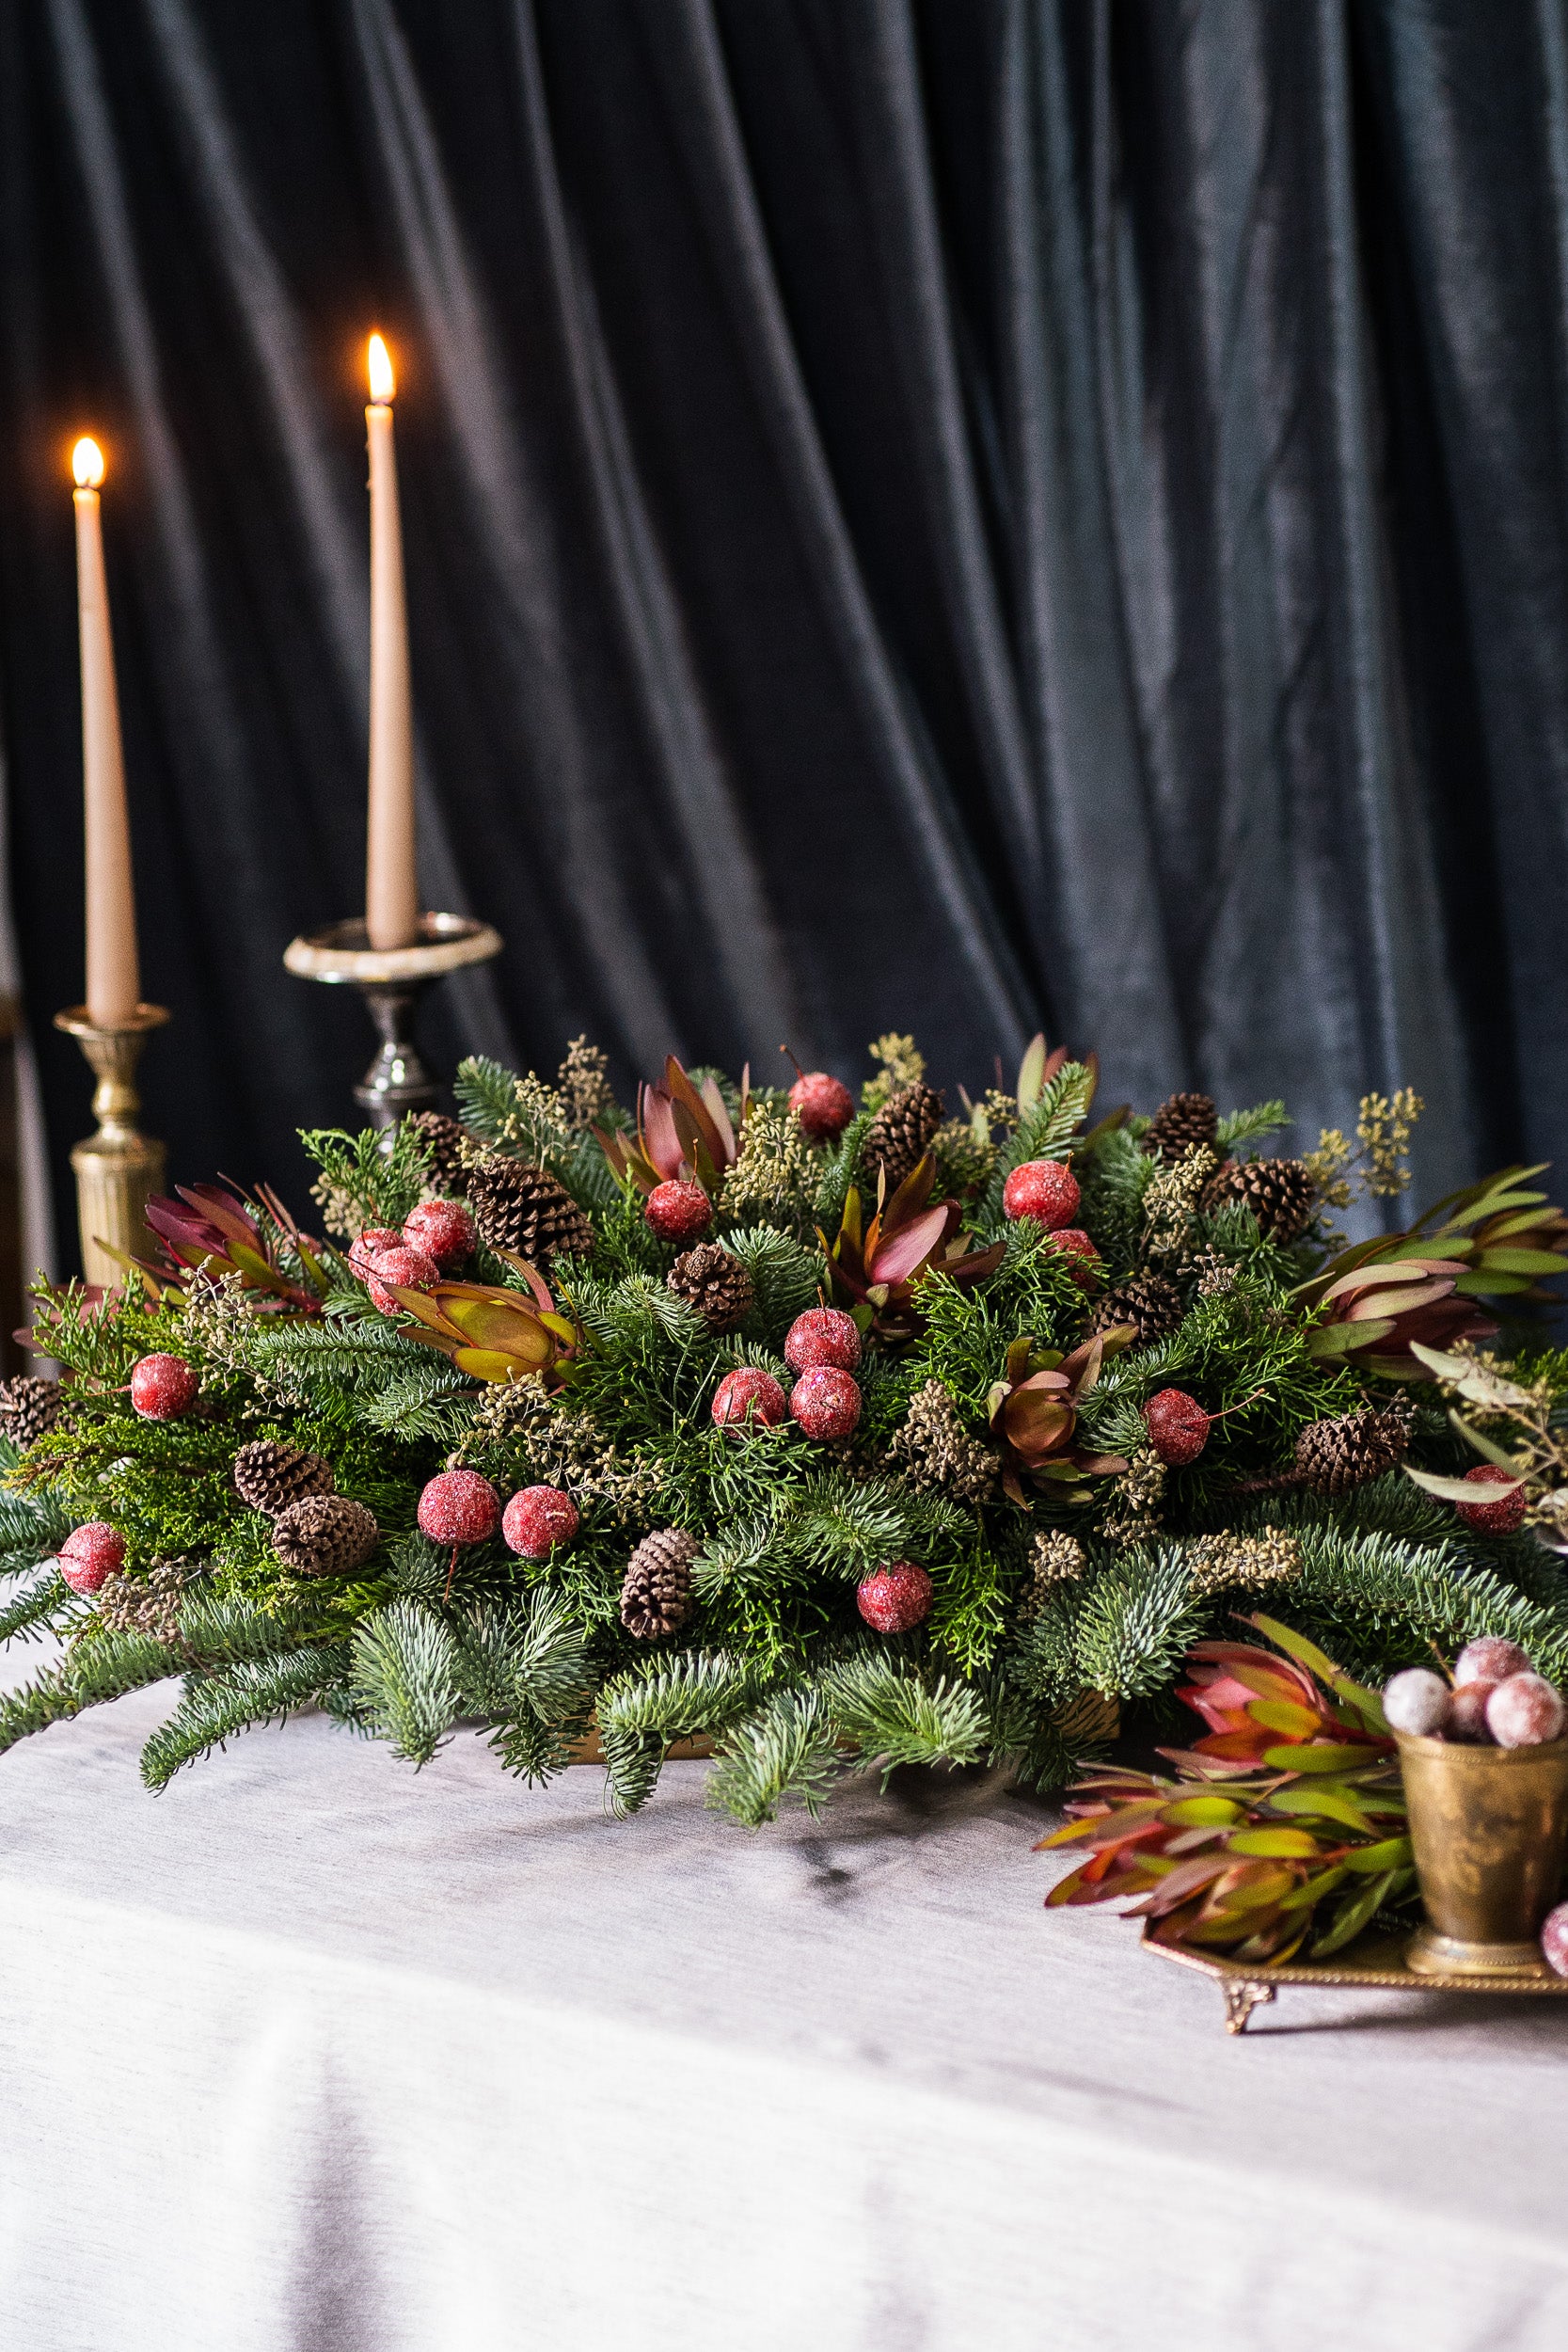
[1396,1727,1568,1978]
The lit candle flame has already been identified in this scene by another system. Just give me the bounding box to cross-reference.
[367,334,395,405]
[72,437,105,489]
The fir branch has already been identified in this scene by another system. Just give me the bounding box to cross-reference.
[0,1566,70,1645]
[705,1687,839,1826]
[983,1670,1076,1791]
[139,1644,352,1789]
[0,1487,73,1563]
[1216,1101,1290,1150]
[356,1359,471,1438]
[818,1653,989,1777]
[452,1055,531,1147]
[349,1601,462,1765]
[596,1649,751,1815]
[0,1625,179,1756]
[721,1225,824,1340]
[450,1593,594,1781]
[1072,1549,1204,1698]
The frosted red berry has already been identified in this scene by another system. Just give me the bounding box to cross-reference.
[712,1367,787,1430]
[363,1243,440,1316]
[1003,1159,1081,1230]
[789,1072,855,1142]
[129,1354,198,1421]
[1382,1667,1450,1737]
[58,1521,125,1596]
[1454,1465,1528,1534]
[1143,1389,1211,1467]
[857,1561,934,1633]
[502,1485,579,1560]
[417,1470,500,1546]
[791,1365,862,1440]
[1487,1672,1566,1749]
[1040,1228,1100,1288]
[403,1199,476,1271]
[784,1308,863,1375]
[349,1228,402,1278]
[1542,1902,1568,1978]
[1454,1635,1533,1687]
[644,1181,712,1244]
[1446,1680,1498,1742]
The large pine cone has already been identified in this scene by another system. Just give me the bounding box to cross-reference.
[1202,1156,1316,1245]
[467,1155,594,1263]
[1294,1406,1411,1496]
[667,1244,754,1333]
[234,1439,336,1518]
[861,1082,944,1195]
[0,1375,64,1449]
[621,1528,699,1639]
[1091,1271,1184,1346]
[1143,1091,1218,1164]
[273,1494,380,1577]
[405,1111,473,1197]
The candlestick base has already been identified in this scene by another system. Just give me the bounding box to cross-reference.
[54,1004,169,1289]
[283,914,503,1129]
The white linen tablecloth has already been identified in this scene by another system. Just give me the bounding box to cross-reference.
[1,1669,1565,2352]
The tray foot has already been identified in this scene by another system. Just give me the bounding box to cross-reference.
[1223,1979,1275,2034]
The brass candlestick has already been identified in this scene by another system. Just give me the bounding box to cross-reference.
[54,1003,169,1288]
[283,914,503,1127]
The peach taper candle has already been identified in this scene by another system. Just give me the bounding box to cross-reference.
[364,333,420,951]
[71,437,140,1026]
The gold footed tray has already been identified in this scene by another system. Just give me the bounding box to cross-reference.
[1144,1923,1568,2034]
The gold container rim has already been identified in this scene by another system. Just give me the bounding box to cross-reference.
[1394,1727,1568,1767]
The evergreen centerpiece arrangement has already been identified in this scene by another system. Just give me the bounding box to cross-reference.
[4,1030,1568,1829]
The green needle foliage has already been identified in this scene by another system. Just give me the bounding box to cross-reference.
[5,1029,1568,1828]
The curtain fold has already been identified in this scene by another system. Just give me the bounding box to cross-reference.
[0,0,1561,1264]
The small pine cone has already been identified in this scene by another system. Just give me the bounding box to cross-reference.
[405,1110,474,1196]
[1091,1271,1184,1346]
[273,1494,380,1577]
[1293,1406,1411,1496]
[861,1082,944,1196]
[467,1155,594,1264]
[620,1527,699,1639]
[666,1243,754,1333]
[1143,1092,1218,1164]
[1202,1155,1316,1245]
[233,1439,336,1518]
[0,1375,64,1449]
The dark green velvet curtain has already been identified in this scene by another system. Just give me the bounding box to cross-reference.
[2,0,1565,1264]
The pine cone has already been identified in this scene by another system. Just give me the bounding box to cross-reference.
[666,1244,755,1333]
[1091,1271,1185,1346]
[1143,1091,1219,1164]
[0,1375,64,1449]
[273,1494,380,1577]
[1202,1156,1316,1245]
[233,1439,336,1518]
[861,1082,944,1195]
[1293,1406,1411,1496]
[467,1155,594,1263]
[405,1111,474,1197]
[620,1527,699,1639]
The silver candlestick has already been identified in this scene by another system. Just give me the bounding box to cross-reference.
[283,914,502,1127]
